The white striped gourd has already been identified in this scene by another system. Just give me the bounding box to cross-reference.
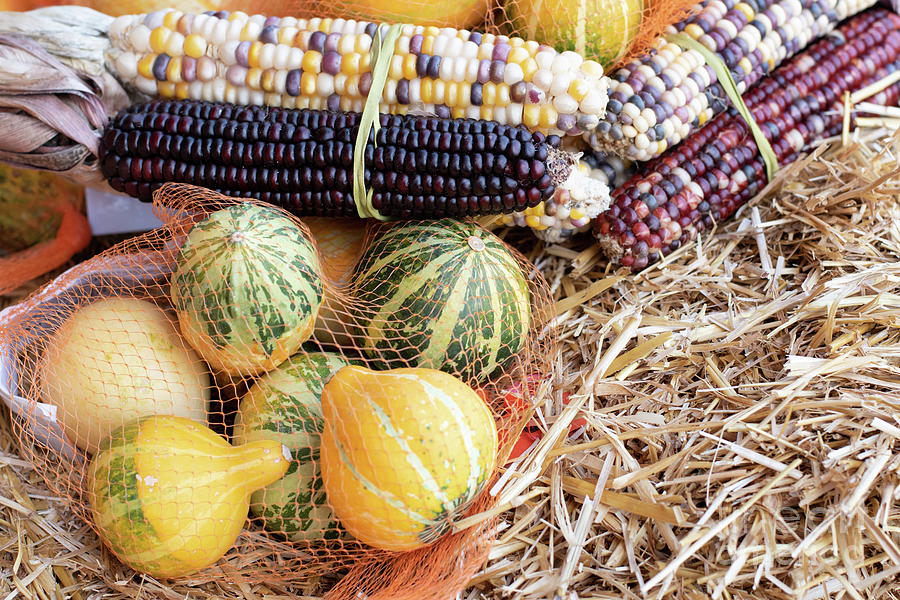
[320,365,498,551]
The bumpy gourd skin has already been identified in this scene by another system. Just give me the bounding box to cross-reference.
[320,365,498,551]
[87,416,290,578]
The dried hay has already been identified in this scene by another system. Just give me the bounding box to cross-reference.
[4,123,900,598]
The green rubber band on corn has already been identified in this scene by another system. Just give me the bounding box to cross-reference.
[666,33,779,181]
[353,23,403,221]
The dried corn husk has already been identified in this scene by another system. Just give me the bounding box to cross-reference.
[0,7,130,185]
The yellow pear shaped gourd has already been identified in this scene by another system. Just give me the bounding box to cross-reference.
[87,416,290,578]
[320,365,498,551]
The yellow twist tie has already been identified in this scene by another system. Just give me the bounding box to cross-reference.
[666,33,779,181]
[353,23,403,221]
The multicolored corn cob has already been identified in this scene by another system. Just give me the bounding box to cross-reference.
[593,9,900,271]
[98,99,609,219]
[501,148,632,241]
[105,9,609,137]
[586,0,878,161]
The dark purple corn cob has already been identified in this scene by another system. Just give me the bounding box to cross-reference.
[98,100,567,219]
[593,9,900,271]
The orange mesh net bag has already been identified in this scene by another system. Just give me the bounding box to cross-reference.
[0,182,555,598]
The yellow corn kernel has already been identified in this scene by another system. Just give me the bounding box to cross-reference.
[157,81,176,98]
[433,79,446,104]
[240,22,259,41]
[458,82,471,107]
[300,71,317,95]
[318,18,333,32]
[419,78,433,103]
[359,53,371,72]
[277,27,295,45]
[482,82,496,106]
[246,67,262,89]
[508,47,530,65]
[697,111,708,126]
[424,26,440,37]
[735,2,755,21]
[248,42,263,68]
[538,104,558,128]
[149,27,170,54]
[302,50,322,73]
[568,78,590,102]
[525,214,543,229]
[261,69,277,92]
[451,107,466,119]
[521,57,538,81]
[422,36,434,55]
[403,54,418,80]
[477,44,492,60]
[175,81,190,99]
[533,202,545,216]
[165,56,182,82]
[738,57,752,77]
[569,208,584,221]
[509,37,525,48]
[684,23,704,39]
[183,34,207,59]
[497,83,510,106]
[228,10,247,20]
[445,81,459,107]
[581,60,604,78]
[354,33,371,53]
[656,139,667,154]
[137,54,155,79]
[342,53,361,74]
[389,55,403,80]
[479,106,494,120]
[523,104,540,128]
[163,10,182,29]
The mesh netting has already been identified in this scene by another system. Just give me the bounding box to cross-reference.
[0,183,554,597]
[224,0,699,70]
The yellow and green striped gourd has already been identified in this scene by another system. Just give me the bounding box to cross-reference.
[320,365,498,551]
[348,219,531,383]
[87,416,290,578]
[170,203,323,376]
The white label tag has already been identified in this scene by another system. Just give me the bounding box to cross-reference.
[86,186,164,235]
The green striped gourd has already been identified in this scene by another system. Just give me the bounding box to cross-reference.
[348,219,531,383]
[232,352,347,541]
[170,203,323,376]
[87,416,289,578]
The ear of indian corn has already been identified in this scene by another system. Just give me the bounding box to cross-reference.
[98,99,611,219]
[105,9,609,137]
[586,0,879,161]
[593,8,900,271]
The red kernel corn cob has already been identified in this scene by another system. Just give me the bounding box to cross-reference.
[593,9,900,271]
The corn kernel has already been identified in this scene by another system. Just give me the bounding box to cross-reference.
[162,10,182,30]
[359,53,371,72]
[523,103,540,128]
[509,37,525,48]
[228,10,248,21]
[445,81,459,107]
[318,18,333,32]
[302,50,322,73]
[497,84,511,106]
[261,69,277,92]
[424,26,440,37]
[538,104,557,128]
[482,82,496,106]
[245,67,261,89]
[149,27,170,54]
[458,82,471,107]
[533,202,545,216]
[451,107,466,119]
[422,36,434,55]
[300,71,317,95]
[580,59,604,78]
[403,54,417,80]
[684,23,704,39]
[389,55,403,80]
[342,53,361,74]
[569,208,584,221]
[420,78,433,103]
[521,57,538,81]
[165,56,182,82]
[480,106,494,120]
[525,215,542,229]
[175,81,190,99]
[354,33,371,53]
[137,54,156,79]
[568,78,590,102]
[433,79,446,103]
[508,47,530,65]
[248,42,263,68]
[183,34,207,59]
[157,81,176,98]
